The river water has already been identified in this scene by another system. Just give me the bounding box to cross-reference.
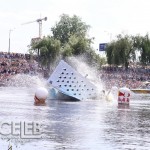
[0,75,150,150]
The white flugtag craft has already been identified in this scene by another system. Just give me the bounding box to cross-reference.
[48,60,97,100]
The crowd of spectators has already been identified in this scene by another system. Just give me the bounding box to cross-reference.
[0,52,42,85]
[0,51,150,90]
[100,66,150,89]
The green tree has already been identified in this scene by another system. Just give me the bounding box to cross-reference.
[133,34,150,65]
[51,14,90,45]
[61,43,73,58]
[51,14,93,57]
[30,36,61,70]
[106,42,115,66]
[29,13,104,71]
[60,35,91,58]
[106,34,136,69]
[140,34,150,65]
[68,35,90,55]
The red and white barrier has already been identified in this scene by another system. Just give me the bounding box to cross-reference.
[118,87,131,105]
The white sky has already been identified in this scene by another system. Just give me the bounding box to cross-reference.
[1,0,150,54]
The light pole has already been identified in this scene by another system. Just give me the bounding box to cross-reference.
[8,29,13,53]
[104,31,112,42]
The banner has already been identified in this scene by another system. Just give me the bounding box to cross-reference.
[99,43,107,51]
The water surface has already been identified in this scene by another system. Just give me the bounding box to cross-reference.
[0,86,150,150]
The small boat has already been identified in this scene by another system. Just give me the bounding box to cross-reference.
[131,81,150,94]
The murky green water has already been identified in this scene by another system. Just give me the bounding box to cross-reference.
[0,86,150,150]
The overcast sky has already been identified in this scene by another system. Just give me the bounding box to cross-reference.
[1,0,150,53]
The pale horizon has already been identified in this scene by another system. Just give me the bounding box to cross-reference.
[1,0,150,54]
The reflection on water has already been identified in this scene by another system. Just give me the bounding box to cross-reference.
[0,86,150,150]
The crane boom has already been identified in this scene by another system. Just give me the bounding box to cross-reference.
[36,17,47,22]
[22,17,47,38]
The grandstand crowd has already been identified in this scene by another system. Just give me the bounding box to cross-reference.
[100,66,150,89]
[0,51,150,89]
[0,52,43,85]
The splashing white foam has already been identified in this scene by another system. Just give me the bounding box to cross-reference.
[66,56,104,99]
[5,74,48,88]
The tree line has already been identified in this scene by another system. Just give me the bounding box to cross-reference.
[29,14,150,71]
[106,34,150,70]
[29,14,106,71]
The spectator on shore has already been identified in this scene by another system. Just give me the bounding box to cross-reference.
[0,51,48,84]
[100,66,150,90]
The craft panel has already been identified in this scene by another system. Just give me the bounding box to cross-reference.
[48,60,97,100]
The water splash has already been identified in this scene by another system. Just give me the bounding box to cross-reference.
[65,56,104,99]
[5,74,48,88]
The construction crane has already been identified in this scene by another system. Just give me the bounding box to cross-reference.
[22,17,47,59]
[22,17,47,39]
